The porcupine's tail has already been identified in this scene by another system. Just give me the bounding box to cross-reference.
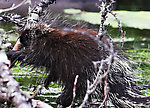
[106,54,150,108]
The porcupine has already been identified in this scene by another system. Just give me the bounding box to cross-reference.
[7,21,150,107]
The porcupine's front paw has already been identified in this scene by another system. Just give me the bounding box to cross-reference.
[56,87,73,107]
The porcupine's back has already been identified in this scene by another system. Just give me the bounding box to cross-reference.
[18,24,104,89]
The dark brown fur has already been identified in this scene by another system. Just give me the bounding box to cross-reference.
[8,24,150,107]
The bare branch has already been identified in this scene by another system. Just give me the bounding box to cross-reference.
[32,100,53,108]
[96,0,125,46]
[0,0,31,14]
[101,70,108,108]
[0,38,53,108]
[32,85,43,98]
[99,87,109,108]
[0,13,25,27]
[97,1,107,39]
[79,1,117,107]
[26,0,56,29]
[12,39,21,50]
[109,11,126,46]
[68,75,79,108]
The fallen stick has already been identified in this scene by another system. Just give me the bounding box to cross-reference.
[0,51,53,108]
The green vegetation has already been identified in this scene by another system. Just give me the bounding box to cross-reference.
[11,63,44,87]
[64,9,150,29]
[125,49,150,85]
[11,64,61,107]
[64,8,82,14]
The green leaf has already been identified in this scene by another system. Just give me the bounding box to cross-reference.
[64,8,82,14]
[64,9,150,29]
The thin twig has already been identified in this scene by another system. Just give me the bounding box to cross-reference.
[79,80,90,108]
[32,85,43,97]
[79,68,109,108]
[26,0,56,29]
[68,75,79,108]
[99,87,109,108]
[0,0,30,14]
[12,39,21,51]
[109,11,125,47]
[0,13,25,27]
[79,1,116,107]
[97,0,108,40]
[103,70,108,108]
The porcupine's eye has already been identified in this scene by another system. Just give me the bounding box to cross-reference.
[20,29,32,47]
